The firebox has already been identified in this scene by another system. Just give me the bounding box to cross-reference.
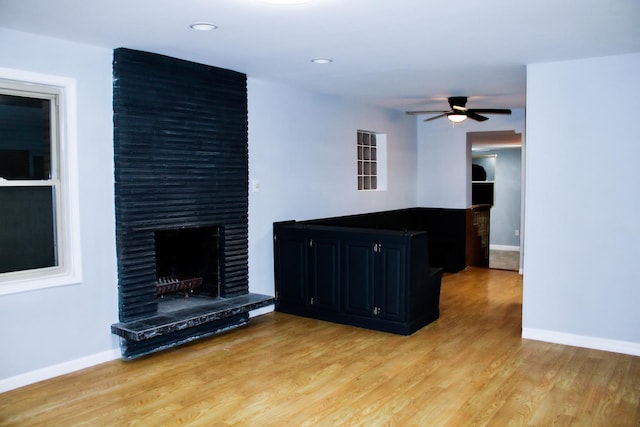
[154,225,221,299]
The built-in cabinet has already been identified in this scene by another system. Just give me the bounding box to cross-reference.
[274,227,341,312]
[273,222,442,335]
[341,234,406,322]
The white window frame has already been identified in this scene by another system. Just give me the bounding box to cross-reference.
[0,68,82,295]
[357,129,387,191]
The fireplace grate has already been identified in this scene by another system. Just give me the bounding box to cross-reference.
[156,276,203,297]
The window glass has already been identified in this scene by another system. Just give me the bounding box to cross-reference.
[0,186,57,273]
[0,94,52,180]
[357,130,378,190]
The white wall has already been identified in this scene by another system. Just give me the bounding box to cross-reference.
[0,29,119,390]
[247,78,418,304]
[416,108,525,208]
[523,53,640,355]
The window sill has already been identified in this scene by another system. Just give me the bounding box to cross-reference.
[0,267,82,296]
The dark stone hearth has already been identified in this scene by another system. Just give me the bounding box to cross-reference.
[111,293,274,360]
[111,293,274,342]
[115,313,250,361]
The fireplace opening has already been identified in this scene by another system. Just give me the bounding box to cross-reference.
[154,225,221,300]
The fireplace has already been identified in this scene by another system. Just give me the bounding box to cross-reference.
[154,225,221,299]
[109,48,273,359]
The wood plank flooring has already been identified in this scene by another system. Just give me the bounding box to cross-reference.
[1,267,638,426]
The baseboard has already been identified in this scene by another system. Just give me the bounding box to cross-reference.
[489,244,520,251]
[0,348,121,394]
[250,305,274,317]
[522,328,640,356]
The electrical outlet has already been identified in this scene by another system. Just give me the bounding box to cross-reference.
[252,179,260,193]
[515,229,520,236]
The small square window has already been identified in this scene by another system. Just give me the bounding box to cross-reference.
[357,130,383,191]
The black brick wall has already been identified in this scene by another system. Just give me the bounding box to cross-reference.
[113,48,248,322]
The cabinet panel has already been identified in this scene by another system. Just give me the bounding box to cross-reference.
[308,236,340,311]
[341,239,374,317]
[377,243,406,321]
[274,231,307,306]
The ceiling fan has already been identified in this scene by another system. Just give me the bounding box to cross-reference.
[406,96,511,123]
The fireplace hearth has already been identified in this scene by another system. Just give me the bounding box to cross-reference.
[111,293,274,360]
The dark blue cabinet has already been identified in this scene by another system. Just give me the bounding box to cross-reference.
[273,225,340,314]
[308,234,341,312]
[274,222,442,335]
[273,227,308,308]
[377,240,406,321]
[341,235,406,322]
[341,237,375,317]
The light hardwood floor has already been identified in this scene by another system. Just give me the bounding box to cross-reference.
[1,268,638,426]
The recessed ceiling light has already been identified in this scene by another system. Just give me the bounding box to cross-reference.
[190,23,218,31]
[259,0,312,4]
[311,58,333,64]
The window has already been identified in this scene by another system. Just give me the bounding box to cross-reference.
[0,68,81,294]
[357,130,387,191]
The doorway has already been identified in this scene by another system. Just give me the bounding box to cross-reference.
[469,131,523,272]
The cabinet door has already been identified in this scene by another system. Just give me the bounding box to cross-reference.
[274,229,307,307]
[376,240,407,322]
[341,238,375,317]
[308,235,340,311]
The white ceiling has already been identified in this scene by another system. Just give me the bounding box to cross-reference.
[1,0,639,112]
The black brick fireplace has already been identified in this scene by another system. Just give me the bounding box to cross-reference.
[110,48,273,359]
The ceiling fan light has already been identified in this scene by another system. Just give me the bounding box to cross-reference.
[447,114,467,123]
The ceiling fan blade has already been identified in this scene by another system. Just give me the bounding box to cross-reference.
[408,97,510,122]
[406,110,449,115]
[467,108,512,115]
[466,112,489,122]
[424,113,447,122]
